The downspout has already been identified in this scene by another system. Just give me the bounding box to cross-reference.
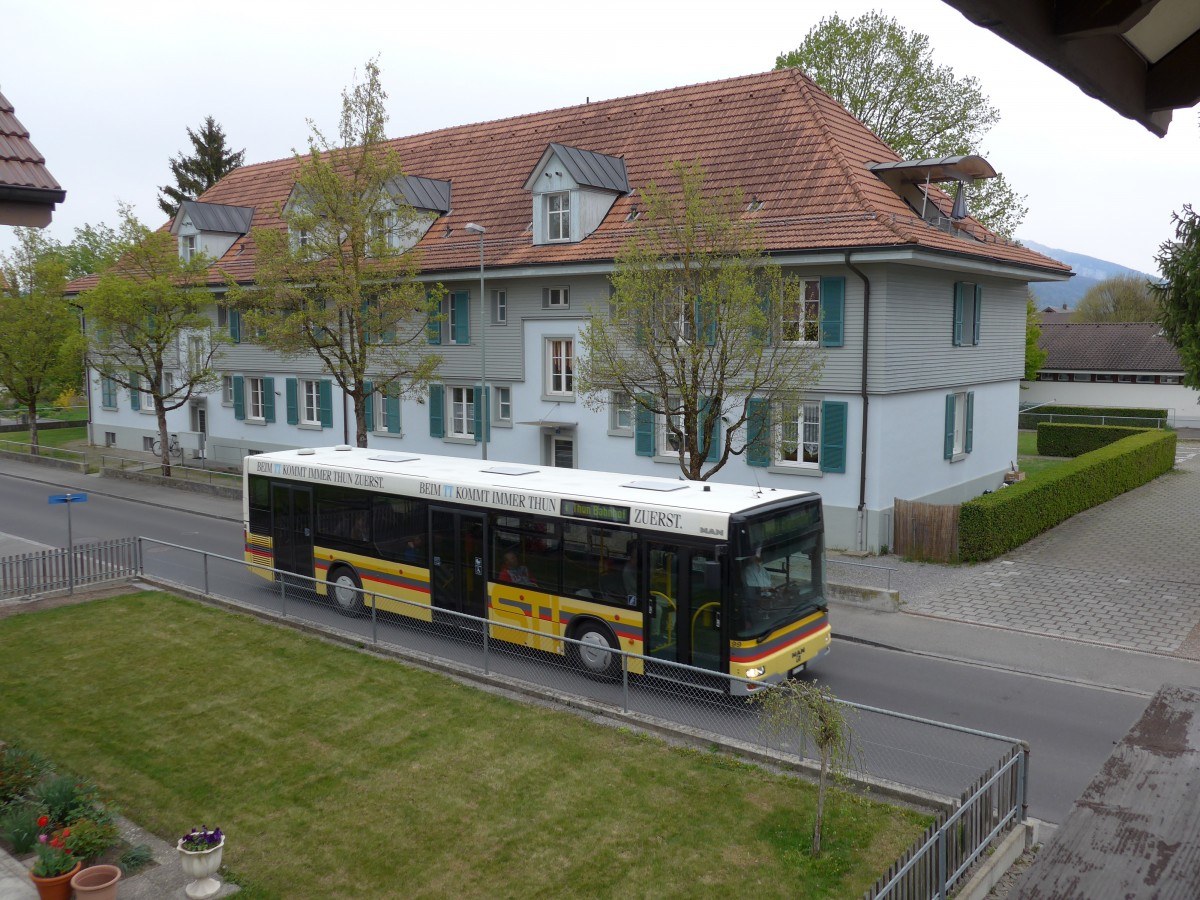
[844,252,870,552]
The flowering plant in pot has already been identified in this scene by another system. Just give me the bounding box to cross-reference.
[29,819,80,900]
[177,825,224,900]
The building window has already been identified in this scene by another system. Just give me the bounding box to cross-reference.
[104,432,116,447]
[181,234,197,261]
[1095,374,1115,383]
[1136,375,1156,384]
[222,376,234,406]
[1162,375,1182,384]
[247,376,266,421]
[776,399,822,468]
[953,282,982,347]
[944,391,974,459]
[782,280,821,343]
[492,290,507,325]
[187,335,206,378]
[1071,373,1093,382]
[1117,375,1133,383]
[143,436,155,452]
[100,376,118,410]
[161,372,175,397]
[543,287,569,309]
[610,391,633,435]
[547,192,570,242]
[546,339,574,398]
[450,386,476,438]
[671,296,695,343]
[658,406,686,459]
[376,387,402,435]
[495,386,512,425]
[301,380,322,426]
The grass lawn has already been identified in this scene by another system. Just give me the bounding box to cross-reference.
[0,592,929,899]
[1016,430,1069,479]
[0,425,88,454]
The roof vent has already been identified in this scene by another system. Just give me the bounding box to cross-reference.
[334,445,353,452]
[747,197,763,212]
[483,465,539,476]
[621,479,687,492]
[297,448,316,456]
[367,452,419,463]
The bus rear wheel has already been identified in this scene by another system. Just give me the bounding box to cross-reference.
[327,566,363,616]
[570,620,619,680]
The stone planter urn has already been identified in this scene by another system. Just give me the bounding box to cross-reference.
[177,838,224,899]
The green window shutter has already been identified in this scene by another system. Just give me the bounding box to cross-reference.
[700,396,720,461]
[952,283,964,346]
[695,298,716,346]
[426,294,441,345]
[363,381,374,432]
[129,372,140,411]
[453,292,470,345]
[361,300,372,345]
[429,384,444,438]
[973,284,982,346]
[229,309,241,344]
[386,390,401,434]
[965,391,975,454]
[944,394,956,459]
[819,401,847,473]
[263,377,276,423]
[819,277,845,347]
[634,395,655,457]
[752,294,772,345]
[285,378,299,425]
[233,375,245,421]
[319,380,333,428]
[746,398,771,467]
[473,384,490,442]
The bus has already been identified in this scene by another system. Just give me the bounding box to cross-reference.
[243,446,830,694]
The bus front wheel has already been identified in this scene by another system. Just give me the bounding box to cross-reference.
[570,620,619,680]
[328,565,363,616]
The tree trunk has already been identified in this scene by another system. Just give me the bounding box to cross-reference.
[26,399,40,456]
[354,392,368,448]
[156,403,171,477]
[812,752,828,857]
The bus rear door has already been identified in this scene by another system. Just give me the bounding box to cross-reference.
[271,483,314,583]
[430,508,487,620]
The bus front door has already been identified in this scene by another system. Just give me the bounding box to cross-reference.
[430,508,486,620]
[271,483,314,583]
[644,541,723,673]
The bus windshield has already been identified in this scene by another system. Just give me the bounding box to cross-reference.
[732,502,825,639]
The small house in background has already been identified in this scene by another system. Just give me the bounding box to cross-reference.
[0,90,64,227]
[1024,322,1199,428]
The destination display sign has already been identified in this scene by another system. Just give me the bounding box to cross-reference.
[561,499,630,525]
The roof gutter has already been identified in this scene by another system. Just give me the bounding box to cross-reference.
[844,251,870,552]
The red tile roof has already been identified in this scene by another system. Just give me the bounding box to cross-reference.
[0,90,65,202]
[68,69,1067,291]
[1038,322,1183,373]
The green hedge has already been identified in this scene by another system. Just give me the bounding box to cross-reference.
[1037,423,1151,457]
[1018,404,1167,430]
[959,429,1176,562]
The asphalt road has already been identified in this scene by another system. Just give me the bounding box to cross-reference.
[0,472,1151,823]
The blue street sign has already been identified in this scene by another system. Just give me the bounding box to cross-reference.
[48,493,87,504]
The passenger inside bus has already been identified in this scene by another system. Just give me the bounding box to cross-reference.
[499,552,537,587]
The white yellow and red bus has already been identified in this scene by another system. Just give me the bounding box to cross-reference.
[243,446,830,694]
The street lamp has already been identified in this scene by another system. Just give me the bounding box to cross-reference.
[464,222,488,460]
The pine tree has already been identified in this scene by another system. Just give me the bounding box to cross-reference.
[156,116,245,217]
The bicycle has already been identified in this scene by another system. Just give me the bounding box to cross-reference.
[150,434,183,459]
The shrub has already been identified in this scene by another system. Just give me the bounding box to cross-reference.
[0,803,42,853]
[959,430,1176,561]
[53,388,83,409]
[119,844,155,875]
[0,746,50,807]
[30,775,78,826]
[65,816,121,863]
[1037,423,1149,457]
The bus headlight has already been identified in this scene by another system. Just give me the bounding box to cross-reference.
[745,667,765,678]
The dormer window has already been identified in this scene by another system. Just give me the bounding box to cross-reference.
[547,192,570,242]
[169,201,253,265]
[181,234,198,261]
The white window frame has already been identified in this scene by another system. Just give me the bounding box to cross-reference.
[187,335,206,378]
[782,279,821,344]
[546,192,570,242]
[656,405,688,460]
[492,289,507,325]
[670,295,695,344]
[300,379,322,426]
[138,375,153,412]
[545,287,570,309]
[544,338,574,399]
[161,371,175,399]
[222,375,234,406]
[375,387,402,435]
[494,386,512,426]
[181,234,198,261]
[953,391,968,456]
[775,399,822,469]
[247,376,266,422]
[449,386,476,439]
[609,391,633,436]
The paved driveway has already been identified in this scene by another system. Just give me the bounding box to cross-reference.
[879,441,1200,659]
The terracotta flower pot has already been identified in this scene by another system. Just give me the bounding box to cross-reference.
[72,863,122,899]
[178,837,224,899]
[29,861,81,900]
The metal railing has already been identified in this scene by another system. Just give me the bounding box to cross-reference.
[0,537,141,599]
[99,453,240,487]
[135,536,1026,900]
[827,557,896,591]
[1018,411,1168,430]
[0,439,88,465]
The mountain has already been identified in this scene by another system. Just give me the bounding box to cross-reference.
[1021,240,1157,310]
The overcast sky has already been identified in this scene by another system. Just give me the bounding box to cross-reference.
[2,0,1196,275]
